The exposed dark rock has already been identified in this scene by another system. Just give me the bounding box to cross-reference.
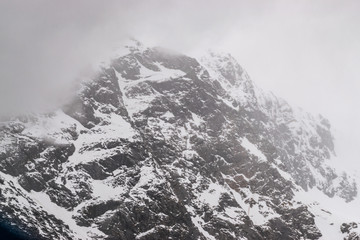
[341,222,358,234]
[18,172,46,192]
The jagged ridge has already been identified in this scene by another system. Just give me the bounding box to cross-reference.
[0,40,357,240]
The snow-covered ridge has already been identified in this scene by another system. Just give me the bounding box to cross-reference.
[0,40,358,240]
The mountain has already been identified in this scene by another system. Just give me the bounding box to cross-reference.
[0,40,359,240]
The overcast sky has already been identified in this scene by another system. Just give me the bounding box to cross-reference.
[0,0,359,170]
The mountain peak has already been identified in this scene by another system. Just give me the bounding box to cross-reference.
[0,41,358,240]
[201,49,245,85]
[124,38,147,53]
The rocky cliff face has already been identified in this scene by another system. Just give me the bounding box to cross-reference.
[0,40,358,239]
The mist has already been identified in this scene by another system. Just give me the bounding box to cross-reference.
[1,0,359,170]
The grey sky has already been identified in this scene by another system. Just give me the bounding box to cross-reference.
[0,0,359,169]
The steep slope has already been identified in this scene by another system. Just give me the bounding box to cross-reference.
[0,41,358,240]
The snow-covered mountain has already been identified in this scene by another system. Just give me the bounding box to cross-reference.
[0,40,359,240]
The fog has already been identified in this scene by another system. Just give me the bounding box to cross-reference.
[0,0,359,170]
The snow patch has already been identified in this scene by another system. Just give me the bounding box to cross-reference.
[240,137,267,162]
[185,205,216,240]
[29,191,106,239]
[294,188,360,240]
[199,182,226,208]
[92,179,126,200]
[191,112,205,127]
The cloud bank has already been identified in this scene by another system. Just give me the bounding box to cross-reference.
[0,0,359,169]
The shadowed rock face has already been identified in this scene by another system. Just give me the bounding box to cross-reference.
[0,41,357,239]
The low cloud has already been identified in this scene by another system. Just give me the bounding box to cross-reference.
[0,0,273,115]
[0,0,359,169]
